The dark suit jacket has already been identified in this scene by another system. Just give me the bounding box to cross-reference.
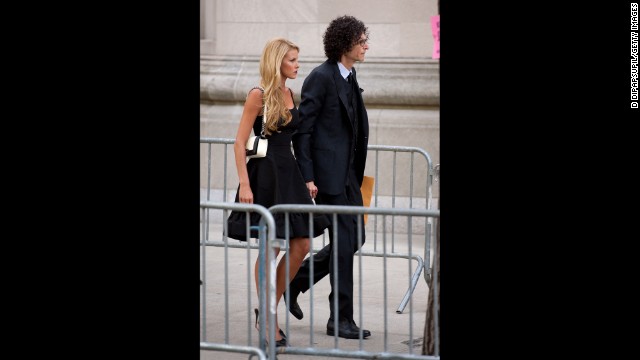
[293,60,369,195]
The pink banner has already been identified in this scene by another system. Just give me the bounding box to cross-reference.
[431,15,440,59]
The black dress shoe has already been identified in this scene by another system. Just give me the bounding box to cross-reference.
[283,290,304,320]
[326,318,371,339]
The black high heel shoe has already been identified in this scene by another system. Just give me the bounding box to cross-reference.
[253,308,288,347]
[275,336,287,347]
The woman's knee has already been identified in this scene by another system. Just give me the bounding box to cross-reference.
[291,237,311,256]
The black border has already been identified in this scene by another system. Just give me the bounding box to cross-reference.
[441,2,635,358]
[15,3,201,358]
[97,5,201,358]
[12,2,636,358]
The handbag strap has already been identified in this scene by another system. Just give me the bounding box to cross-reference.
[251,86,267,138]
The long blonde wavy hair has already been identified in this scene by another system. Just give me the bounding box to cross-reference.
[258,38,299,135]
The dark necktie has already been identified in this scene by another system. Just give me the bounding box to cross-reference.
[347,72,358,148]
[346,73,354,103]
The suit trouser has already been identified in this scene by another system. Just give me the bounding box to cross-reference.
[288,168,366,321]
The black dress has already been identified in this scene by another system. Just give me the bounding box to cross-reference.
[225,89,330,241]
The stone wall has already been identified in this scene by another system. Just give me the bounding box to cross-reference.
[200,0,440,215]
[201,0,439,59]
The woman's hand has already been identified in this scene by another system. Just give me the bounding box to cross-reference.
[238,183,253,203]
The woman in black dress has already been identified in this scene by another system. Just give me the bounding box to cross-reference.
[226,38,330,347]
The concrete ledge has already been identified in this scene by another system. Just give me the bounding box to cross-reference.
[201,55,439,106]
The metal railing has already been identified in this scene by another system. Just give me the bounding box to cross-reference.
[200,137,437,313]
[200,201,440,359]
[200,201,275,360]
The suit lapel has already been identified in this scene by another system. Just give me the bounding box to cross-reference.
[332,63,356,127]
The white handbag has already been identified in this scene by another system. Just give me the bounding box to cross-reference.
[245,87,268,159]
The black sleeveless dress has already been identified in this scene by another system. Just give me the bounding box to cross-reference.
[225,90,330,241]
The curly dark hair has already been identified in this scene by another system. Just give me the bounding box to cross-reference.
[323,15,369,62]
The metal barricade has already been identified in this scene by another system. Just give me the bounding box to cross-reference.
[200,138,437,313]
[269,204,439,359]
[200,201,440,359]
[366,145,436,313]
[200,201,278,360]
[200,138,440,359]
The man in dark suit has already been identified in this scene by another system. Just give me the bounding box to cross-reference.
[289,15,371,339]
